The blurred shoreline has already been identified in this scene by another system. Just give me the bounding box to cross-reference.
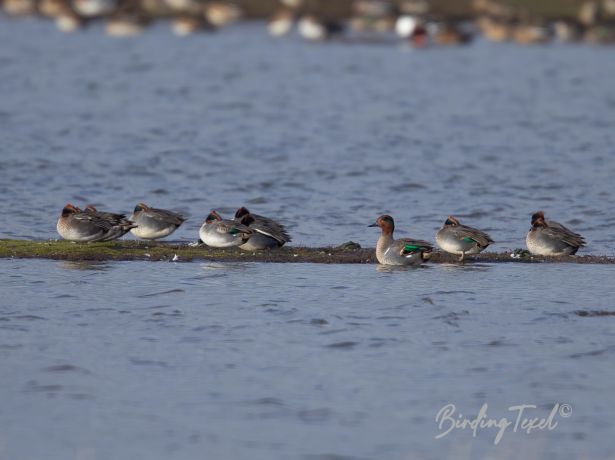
[2,0,615,44]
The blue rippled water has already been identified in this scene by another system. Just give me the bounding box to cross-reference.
[1,260,615,460]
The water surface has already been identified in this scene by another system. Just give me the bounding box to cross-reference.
[1,260,615,459]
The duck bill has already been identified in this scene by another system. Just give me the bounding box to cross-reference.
[368,223,378,227]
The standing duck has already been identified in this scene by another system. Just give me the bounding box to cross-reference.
[129,203,185,240]
[234,207,291,250]
[369,215,433,266]
[436,216,494,261]
[199,210,252,248]
[57,203,136,243]
[526,211,586,256]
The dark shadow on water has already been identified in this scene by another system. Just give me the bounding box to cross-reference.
[375,264,431,273]
[437,263,494,273]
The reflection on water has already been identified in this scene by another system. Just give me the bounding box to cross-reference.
[375,263,418,272]
[0,259,614,459]
[436,263,494,273]
[57,260,111,271]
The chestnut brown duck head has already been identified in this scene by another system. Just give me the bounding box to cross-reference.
[526,211,586,256]
[369,214,432,266]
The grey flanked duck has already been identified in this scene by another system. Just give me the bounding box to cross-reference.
[57,203,136,243]
[436,216,494,261]
[83,205,137,240]
[234,207,291,250]
[129,203,185,240]
[199,210,252,248]
[526,211,586,256]
[369,215,433,266]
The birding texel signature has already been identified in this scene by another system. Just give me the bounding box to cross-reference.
[434,403,572,445]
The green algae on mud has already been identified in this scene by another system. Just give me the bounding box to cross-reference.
[0,239,376,263]
[1,239,615,264]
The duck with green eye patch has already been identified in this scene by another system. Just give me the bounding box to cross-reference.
[199,210,253,248]
[369,214,433,266]
[435,216,494,261]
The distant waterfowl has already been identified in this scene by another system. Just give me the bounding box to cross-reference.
[476,17,511,42]
[105,10,147,37]
[552,21,581,43]
[398,0,430,16]
[395,15,428,47]
[526,211,586,256]
[369,215,433,266]
[163,0,198,13]
[171,15,204,36]
[57,203,136,243]
[436,216,493,261]
[432,22,474,45]
[350,0,395,33]
[162,0,197,15]
[584,25,615,44]
[395,15,417,37]
[199,210,252,248]
[280,0,302,8]
[129,203,185,240]
[39,0,67,17]
[234,207,291,250]
[578,0,599,26]
[204,1,242,27]
[56,8,85,32]
[38,0,82,31]
[267,8,294,37]
[298,15,344,41]
[1,0,36,15]
[512,24,549,44]
[72,0,116,17]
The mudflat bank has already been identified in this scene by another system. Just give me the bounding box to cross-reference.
[1,240,614,264]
